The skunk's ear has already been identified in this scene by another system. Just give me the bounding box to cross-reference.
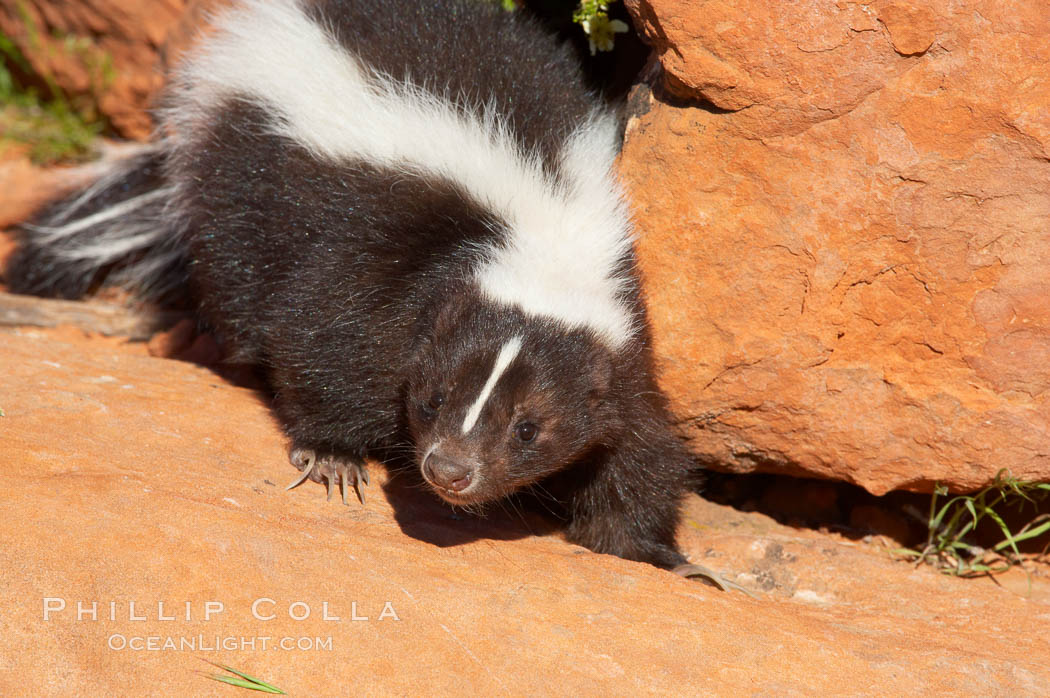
[585,344,618,422]
[423,282,474,338]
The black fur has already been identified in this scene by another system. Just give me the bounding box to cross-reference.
[5,0,696,571]
[308,0,596,175]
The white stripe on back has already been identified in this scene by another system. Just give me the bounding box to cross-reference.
[170,0,636,348]
[461,336,523,434]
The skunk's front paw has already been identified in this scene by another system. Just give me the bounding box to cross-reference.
[285,447,370,505]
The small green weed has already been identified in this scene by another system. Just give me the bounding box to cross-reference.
[573,1,630,55]
[0,28,105,163]
[897,470,1050,579]
[202,660,286,694]
[477,0,517,11]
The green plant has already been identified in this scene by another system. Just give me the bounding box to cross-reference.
[897,470,1050,580]
[572,1,630,55]
[0,30,104,163]
[477,0,517,11]
[202,660,285,694]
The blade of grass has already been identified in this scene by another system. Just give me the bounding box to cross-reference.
[200,659,285,694]
[208,675,284,694]
[993,515,1050,552]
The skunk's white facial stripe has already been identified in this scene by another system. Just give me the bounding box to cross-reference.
[461,336,522,435]
[173,0,636,348]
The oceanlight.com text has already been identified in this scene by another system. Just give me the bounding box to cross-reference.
[107,634,335,652]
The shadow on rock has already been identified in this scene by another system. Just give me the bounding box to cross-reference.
[380,462,562,550]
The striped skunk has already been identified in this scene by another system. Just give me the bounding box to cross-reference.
[6,0,719,579]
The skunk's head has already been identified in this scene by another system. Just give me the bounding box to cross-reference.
[405,300,617,506]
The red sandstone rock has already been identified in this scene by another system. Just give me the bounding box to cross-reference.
[0,0,188,139]
[1,327,1048,693]
[622,0,1050,493]
[0,154,66,229]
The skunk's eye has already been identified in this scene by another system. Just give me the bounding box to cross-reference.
[514,421,538,443]
[422,391,445,417]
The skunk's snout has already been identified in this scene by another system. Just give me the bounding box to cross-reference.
[422,450,476,493]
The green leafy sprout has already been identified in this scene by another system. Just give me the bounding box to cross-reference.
[896,469,1050,582]
[202,660,285,694]
[479,0,517,11]
[573,1,630,55]
[0,17,107,164]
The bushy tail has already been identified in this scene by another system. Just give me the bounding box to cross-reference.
[5,142,188,301]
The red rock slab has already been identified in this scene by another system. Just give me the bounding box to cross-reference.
[0,155,63,231]
[1,326,1047,694]
[622,0,1050,493]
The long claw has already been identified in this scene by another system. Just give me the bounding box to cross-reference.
[673,563,757,598]
[285,448,369,506]
[355,474,366,506]
[285,452,316,490]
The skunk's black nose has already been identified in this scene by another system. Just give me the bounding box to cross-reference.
[423,452,474,492]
